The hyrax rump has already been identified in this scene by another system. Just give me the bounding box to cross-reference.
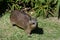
[10,9,37,35]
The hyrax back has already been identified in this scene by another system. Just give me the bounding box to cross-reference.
[10,9,37,35]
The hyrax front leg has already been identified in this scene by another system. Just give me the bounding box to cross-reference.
[25,26,32,36]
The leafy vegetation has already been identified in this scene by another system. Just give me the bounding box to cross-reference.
[0,0,59,18]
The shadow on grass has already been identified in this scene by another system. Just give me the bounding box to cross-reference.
[31,22,44,35]
[31,27,44,35]
[13,24,44,35]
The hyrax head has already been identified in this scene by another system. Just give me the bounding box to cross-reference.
[28,18,37,29]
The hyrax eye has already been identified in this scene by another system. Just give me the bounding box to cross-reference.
[32,23,35,24]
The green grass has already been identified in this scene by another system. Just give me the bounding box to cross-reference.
[0,12,60,40]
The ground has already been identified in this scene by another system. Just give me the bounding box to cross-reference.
[0,12,60,40]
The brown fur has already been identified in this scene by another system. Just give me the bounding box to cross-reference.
[10,9,37,35]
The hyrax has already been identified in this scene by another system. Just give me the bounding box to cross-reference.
[10,9,37,35]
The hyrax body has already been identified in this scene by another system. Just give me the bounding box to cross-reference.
[10,9,37,35]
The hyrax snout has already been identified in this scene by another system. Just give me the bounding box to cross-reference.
[10,9,38,35]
